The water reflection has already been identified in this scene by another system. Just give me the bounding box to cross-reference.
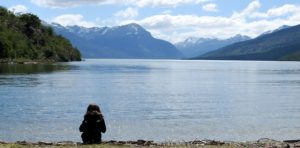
[260,69,300,75]
[0,76,41,87]
[0,64,73,87]
[0,64,71,75]
[73,64,154,74]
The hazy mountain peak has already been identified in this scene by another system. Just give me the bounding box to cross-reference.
[180,37,216,46]
[184,37,199,44]
[230,34,251,40]
[176,34,251,58]
[259,25,291,37]
[116,23,147,36]
[50,22,64,28]
[277,25,290,30]
[227,34,251,42]
[124,23,143,29]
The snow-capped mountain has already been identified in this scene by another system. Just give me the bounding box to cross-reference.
[176,35,251,58]
[51,23,183,59]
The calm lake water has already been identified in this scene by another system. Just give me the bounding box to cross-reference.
[0,59,300,142]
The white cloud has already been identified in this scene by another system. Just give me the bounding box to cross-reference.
[52,14,96,27]
[8,5,28,14]
[251,4,300,18]
[135,14,232,29]
[31,0,117,8]
[119,0,300,43]
[232,0,261,19]
[125,14,236,42]
[162,10,172,14]
[130,0,211,8]
[31,0,210,8]
[114,7,139,19]
[202,3,218,12]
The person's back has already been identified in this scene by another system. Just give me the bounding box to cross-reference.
[79,104,106,144]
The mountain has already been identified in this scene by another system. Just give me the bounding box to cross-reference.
[258,25,290,37]
[195,24,300,61]
[175,35,250,58]
[0,6,81,62]
[51,23,184,59]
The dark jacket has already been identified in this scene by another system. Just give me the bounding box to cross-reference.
[79,111,106,144]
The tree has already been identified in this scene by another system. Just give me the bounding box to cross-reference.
[0,6,81,62]
[0,6,9,17]
[19,13,41,38]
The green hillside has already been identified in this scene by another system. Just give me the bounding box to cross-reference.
[196,24,300,61]
[0,6,81,62]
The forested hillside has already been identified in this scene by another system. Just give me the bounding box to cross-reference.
[0,6,81,62]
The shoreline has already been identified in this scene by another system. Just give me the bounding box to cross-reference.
[0,58,56,65]
[1,138,299,147]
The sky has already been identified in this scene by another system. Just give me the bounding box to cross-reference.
[1,0,300,43]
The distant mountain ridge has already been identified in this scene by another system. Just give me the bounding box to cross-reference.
[51,23,184,59]
[196,24,300,61]
[175,35,251,58]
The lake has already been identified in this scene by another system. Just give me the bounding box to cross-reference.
[0,59,300,142]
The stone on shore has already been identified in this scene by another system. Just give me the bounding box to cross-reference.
[3,139,300,147]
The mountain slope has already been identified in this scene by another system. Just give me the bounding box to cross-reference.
[258,25,290,37]
[0,7,81,62]
[196,24,300,61]
[52,23,184,59]
[176,35,250,58]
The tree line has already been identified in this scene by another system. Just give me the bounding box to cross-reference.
[0,6,81,62]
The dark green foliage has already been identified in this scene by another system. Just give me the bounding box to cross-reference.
[0,6,81,62]
[19,13,41,38]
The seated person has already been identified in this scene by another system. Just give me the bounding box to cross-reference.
[79,104,106,144]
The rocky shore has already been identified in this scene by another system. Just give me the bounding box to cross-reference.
[1,138,300,147]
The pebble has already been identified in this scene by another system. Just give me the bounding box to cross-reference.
[3,139,300,147]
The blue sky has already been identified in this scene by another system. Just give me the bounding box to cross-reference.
[1,0,300,43]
